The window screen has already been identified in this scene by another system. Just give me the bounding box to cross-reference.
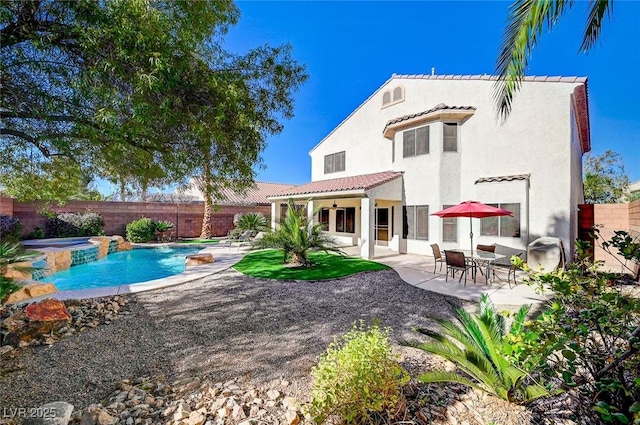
[383,91,391,105]
[324,151,345,174]
[480,203,521,237]
[393,87,403,101]
[416,126,429,155]
[403,130,416,157]
[402,126,429,158]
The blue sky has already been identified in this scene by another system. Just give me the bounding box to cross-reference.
[222,0,640,185]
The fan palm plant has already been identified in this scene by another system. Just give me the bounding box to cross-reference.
[253,198,343,266]
[0,241,41,302]
[401,294,549,403]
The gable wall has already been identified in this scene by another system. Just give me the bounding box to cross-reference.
[310,77,586,256]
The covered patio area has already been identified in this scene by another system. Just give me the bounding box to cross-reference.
[268,171,405,259]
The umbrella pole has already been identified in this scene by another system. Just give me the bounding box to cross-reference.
[469,214,473,254]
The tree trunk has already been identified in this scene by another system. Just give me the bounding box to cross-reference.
[199,159,213,239]
[119,180,127,201]
[200,197,212,239]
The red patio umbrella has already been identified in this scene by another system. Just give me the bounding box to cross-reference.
[431,201,513,252]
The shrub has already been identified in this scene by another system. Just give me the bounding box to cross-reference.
[512,241,640,424]
[401,294,548,403]
[0,242,41,303]
[45,211,105,237]
[25,226,45,240]
[308,320,409,424]
[153,220,174,233]
[0,215,22,243]
[234,212,269,234]
[126,217,156,243]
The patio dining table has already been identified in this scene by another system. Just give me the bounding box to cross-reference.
[450,249,506,285]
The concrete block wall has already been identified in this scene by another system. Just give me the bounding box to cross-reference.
[0,196,13,216]
[592,204,630,272]
[6,199,270,238]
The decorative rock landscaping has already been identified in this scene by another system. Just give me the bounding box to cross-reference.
[185,254,215,266]
[0,296,129,349]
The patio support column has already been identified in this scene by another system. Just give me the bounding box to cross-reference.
[307,200,314,224]
[360,198,375,259]
[270,202,277,230]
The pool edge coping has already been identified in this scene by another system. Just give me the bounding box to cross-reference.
[14,246,248,303]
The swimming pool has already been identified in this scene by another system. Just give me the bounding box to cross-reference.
[41,247,203,291]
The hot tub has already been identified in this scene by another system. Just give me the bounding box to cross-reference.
[21,237,93,249]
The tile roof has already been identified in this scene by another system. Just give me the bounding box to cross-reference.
[270,171,404,198]
[216,181,297,205]
[392,74,588,83]
[475,174,531,184]
[384,103,476,129]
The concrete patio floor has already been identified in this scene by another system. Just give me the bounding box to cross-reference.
[342,245,551,306]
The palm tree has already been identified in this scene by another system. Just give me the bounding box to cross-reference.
[253,198,344,266]
[235,212,269,235]
[495,0,613,119]
[401,294,549,403]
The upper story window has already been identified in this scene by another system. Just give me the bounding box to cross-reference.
[381,86,405,108]
[393,87,403,101]
[324,151,345,174]
[403,126,429,158]
[443,123,458,152]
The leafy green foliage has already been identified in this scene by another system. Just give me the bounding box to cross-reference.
[600,229,640,281]
[153,220,174,233]
[494,0,613,119]
[125,217,156,243]
[0,215,22,243]
[233,249,389,280]
[1,0,307,203]
[513,239,640,423]
[308,321,409,424]
[402,294,548,403]
[45,211,105,238]
[583,151,630,204]
[0,242,41,303]
[25,226,45,240]
[234,212,269,235]
[253,199,343,266]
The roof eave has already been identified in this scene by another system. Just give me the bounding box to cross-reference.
[268,189,367,201]
[383,109,476,140]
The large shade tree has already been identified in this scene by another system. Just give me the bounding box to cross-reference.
[583,150,630,204]
[494,0,613,118]
[1,0,307,205]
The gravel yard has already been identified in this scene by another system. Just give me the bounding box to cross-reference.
[0,268,471,411]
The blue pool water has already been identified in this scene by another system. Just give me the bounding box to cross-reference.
[42,247,202,291]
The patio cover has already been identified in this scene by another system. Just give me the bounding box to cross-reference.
[267,171,404,201]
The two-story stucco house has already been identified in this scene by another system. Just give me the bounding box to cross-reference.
[268,74,590,260]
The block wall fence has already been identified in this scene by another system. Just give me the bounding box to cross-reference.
[0,196,270,238]
[578,199,640,275]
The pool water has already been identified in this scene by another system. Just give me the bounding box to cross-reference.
[42,247,203,291]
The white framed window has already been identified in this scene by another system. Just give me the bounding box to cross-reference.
[443,123,458,152]
[381,86,404,108]
[324,151,345,174]
[481,203,521,237]
[442,204,457,242]
[382,91,391,105]
[403,126,429,158]
[402,205,428,240]
[393,87,403,101]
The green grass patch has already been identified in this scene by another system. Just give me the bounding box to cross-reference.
[233,249,389,280]
[177,238,220,244]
